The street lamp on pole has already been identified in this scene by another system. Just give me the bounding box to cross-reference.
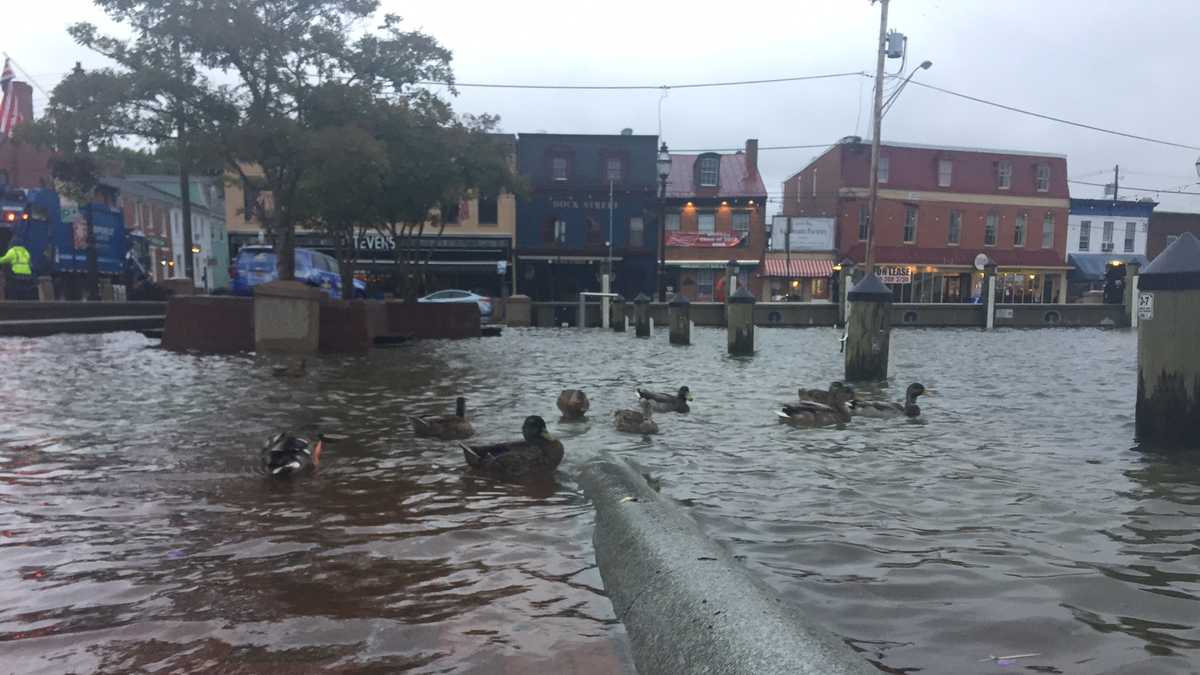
[881,60,932,117]
[656,142,671,301]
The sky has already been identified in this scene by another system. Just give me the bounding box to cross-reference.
[8,0,1200,212]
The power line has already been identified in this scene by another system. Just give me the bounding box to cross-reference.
[673,143,833,153]
[416,71,868,91]
[1068,179,1200,196]
[906,80,1200,152]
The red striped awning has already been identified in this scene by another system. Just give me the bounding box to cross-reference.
[763,257,834,278]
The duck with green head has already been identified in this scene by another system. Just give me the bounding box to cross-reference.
[459,415,564,479]
[851,383,931,418]
[637,386,693,413]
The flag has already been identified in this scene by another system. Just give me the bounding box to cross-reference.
[0,57,18,139]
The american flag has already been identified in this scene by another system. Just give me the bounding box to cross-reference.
[0,57,18,139]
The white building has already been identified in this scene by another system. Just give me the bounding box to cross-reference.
[1065,198,1155,300]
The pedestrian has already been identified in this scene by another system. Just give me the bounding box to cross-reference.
[0,237,35,300]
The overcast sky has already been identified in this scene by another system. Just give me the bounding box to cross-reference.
[10,0,1200,211]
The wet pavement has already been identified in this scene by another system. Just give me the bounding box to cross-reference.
[1,327,1197,674]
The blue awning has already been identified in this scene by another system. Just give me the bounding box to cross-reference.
[1068,253,1148,281]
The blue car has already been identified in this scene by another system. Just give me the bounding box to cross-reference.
[230,245,366,299]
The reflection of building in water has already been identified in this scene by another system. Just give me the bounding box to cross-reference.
[783,137,1072,303]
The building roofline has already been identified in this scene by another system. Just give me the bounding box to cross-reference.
[782,143,842,183]
[516,132,659,141]
[870,139,1068,160]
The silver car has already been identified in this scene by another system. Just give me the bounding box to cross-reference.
[417,289,493,318]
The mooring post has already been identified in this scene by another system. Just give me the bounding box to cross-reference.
[1124,260,1140,328]
[611,294,626,332]
[633,293,651,338]
[1135,232,1200,448]
[601,273,611,329]
[984,261,997,331]
[727,285,755,355]
[668,292,691,345]
[844,273,892,381]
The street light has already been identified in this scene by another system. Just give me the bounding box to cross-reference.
[656,142,671,301]
[882,60,932,117]
[1195,155,1199,179]
[191,244,201,254]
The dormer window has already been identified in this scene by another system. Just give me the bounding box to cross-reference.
[698,155,720,187]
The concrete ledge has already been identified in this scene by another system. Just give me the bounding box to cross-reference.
[0,315,165,337]
[0,301,168,321]
[579,459,874,675]
[319,299,381,354]
[163,296,255,353]
[385,301,481,339]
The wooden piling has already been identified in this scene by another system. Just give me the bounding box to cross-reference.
[844,273,892,381]
[633,293,650,338]
[1135,232,1200,448]
[611,294,626,332]
[727,286,755,355]
[669,293,691,345]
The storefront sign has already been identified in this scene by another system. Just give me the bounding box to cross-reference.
[1138,292,1153,320]
[876,264,912,285]
[550,198,618,210]
[769,217,835,251]
[353,233,510,253]
[666,231,746,248]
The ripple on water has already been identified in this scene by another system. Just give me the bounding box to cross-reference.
[0,327,1197,673]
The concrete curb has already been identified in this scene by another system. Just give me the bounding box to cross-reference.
[579,458,875,675]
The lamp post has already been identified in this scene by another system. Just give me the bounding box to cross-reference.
[881,60,932,118]
[191,244,203,292]
[656,142,671,301]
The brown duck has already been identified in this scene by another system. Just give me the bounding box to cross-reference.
[459,416,564,479]
[556,389,590,419]
[411,397,475,440]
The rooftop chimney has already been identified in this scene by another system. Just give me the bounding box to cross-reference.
[745,139,759,176]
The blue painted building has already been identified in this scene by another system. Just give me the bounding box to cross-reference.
[515,133,661,300]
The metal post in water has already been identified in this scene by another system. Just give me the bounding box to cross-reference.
[633,293,651,338]
[843,273,892,381]
[669,292,691,345]
[1135,232,1200,448]
[727,285,755,355]
[1124,261,1140,328]
[611,294,626,332]
[602,273,611,329]
[984,262,997,331]
[578,292,586,329]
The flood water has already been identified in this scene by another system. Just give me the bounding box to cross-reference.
[1,326,1197,674]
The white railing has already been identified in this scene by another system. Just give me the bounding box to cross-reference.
[579,291,621,328]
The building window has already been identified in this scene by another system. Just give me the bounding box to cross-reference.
[696,269,716,298]
[586,217,604,246]
[812,277,826,296]
[902,205,918,243]
[544,216,566,245]
[1124,222,1136,253]
[732,212,750,234]
[938,159,952,187]
[698,212,715,232]
[629,217,644,248]
[552,156,568,182]
[878,156,890,184]
[1036,164,1050,192]
[1042,213,1054,249]
[699,156,720,187]
[985,213,999,246]
[1102,221,1114,251]
[665,212,680,231]
[997,161,1012,189]
[1014,212,1027,247]
[948,210,962,245]
[1079,220,1091,251]
[477,196,498,225]
[606,157,623,182]
[858,206,869,241]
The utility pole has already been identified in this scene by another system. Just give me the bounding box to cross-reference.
[174,39,195,286]
[1112,164,1120,202]
[864,0,889,272]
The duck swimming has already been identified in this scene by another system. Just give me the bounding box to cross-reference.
[796,381,855,406]
[271,358,306,378]
[614,398,659,435]
[637,386,693,413]
[411,397,475,440]
[851,383,930,418]
[459,415,564,479]
[260,432,324,477]
[777,384,855,426]
[556,389,590,420]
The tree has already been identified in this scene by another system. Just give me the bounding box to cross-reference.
[21,64,135,300]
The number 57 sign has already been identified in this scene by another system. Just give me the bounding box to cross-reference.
[1138,292,1153,320]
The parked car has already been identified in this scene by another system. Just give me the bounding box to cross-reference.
[417,289,493,319]
[230,245,366,299]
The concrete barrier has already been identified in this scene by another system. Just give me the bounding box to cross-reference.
[384,300,481,339]
[579,458,874,675]
[318,299,385,354]
[162,295,255,353]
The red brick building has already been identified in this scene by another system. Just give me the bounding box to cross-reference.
[663,140,768,300]
[1147,211,1200,261]
[783,138,1072,303]
[0,82,52,189]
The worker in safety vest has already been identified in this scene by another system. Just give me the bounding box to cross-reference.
[0,239,35,299]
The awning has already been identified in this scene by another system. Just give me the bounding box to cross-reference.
[665,259,760,268]
[763,257,834,278]
[1068,253,1148,281]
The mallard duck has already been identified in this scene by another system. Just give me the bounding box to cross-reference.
[777,384,855,426]
[271,358,306,378]
[411,397,475,440]
[459,415,564,479]
[796,381,855,406]
[260,432,324,477]
[614,398,659,435]
[851,383,930,418]
[556,389,590,419]
[637,386,693,413]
